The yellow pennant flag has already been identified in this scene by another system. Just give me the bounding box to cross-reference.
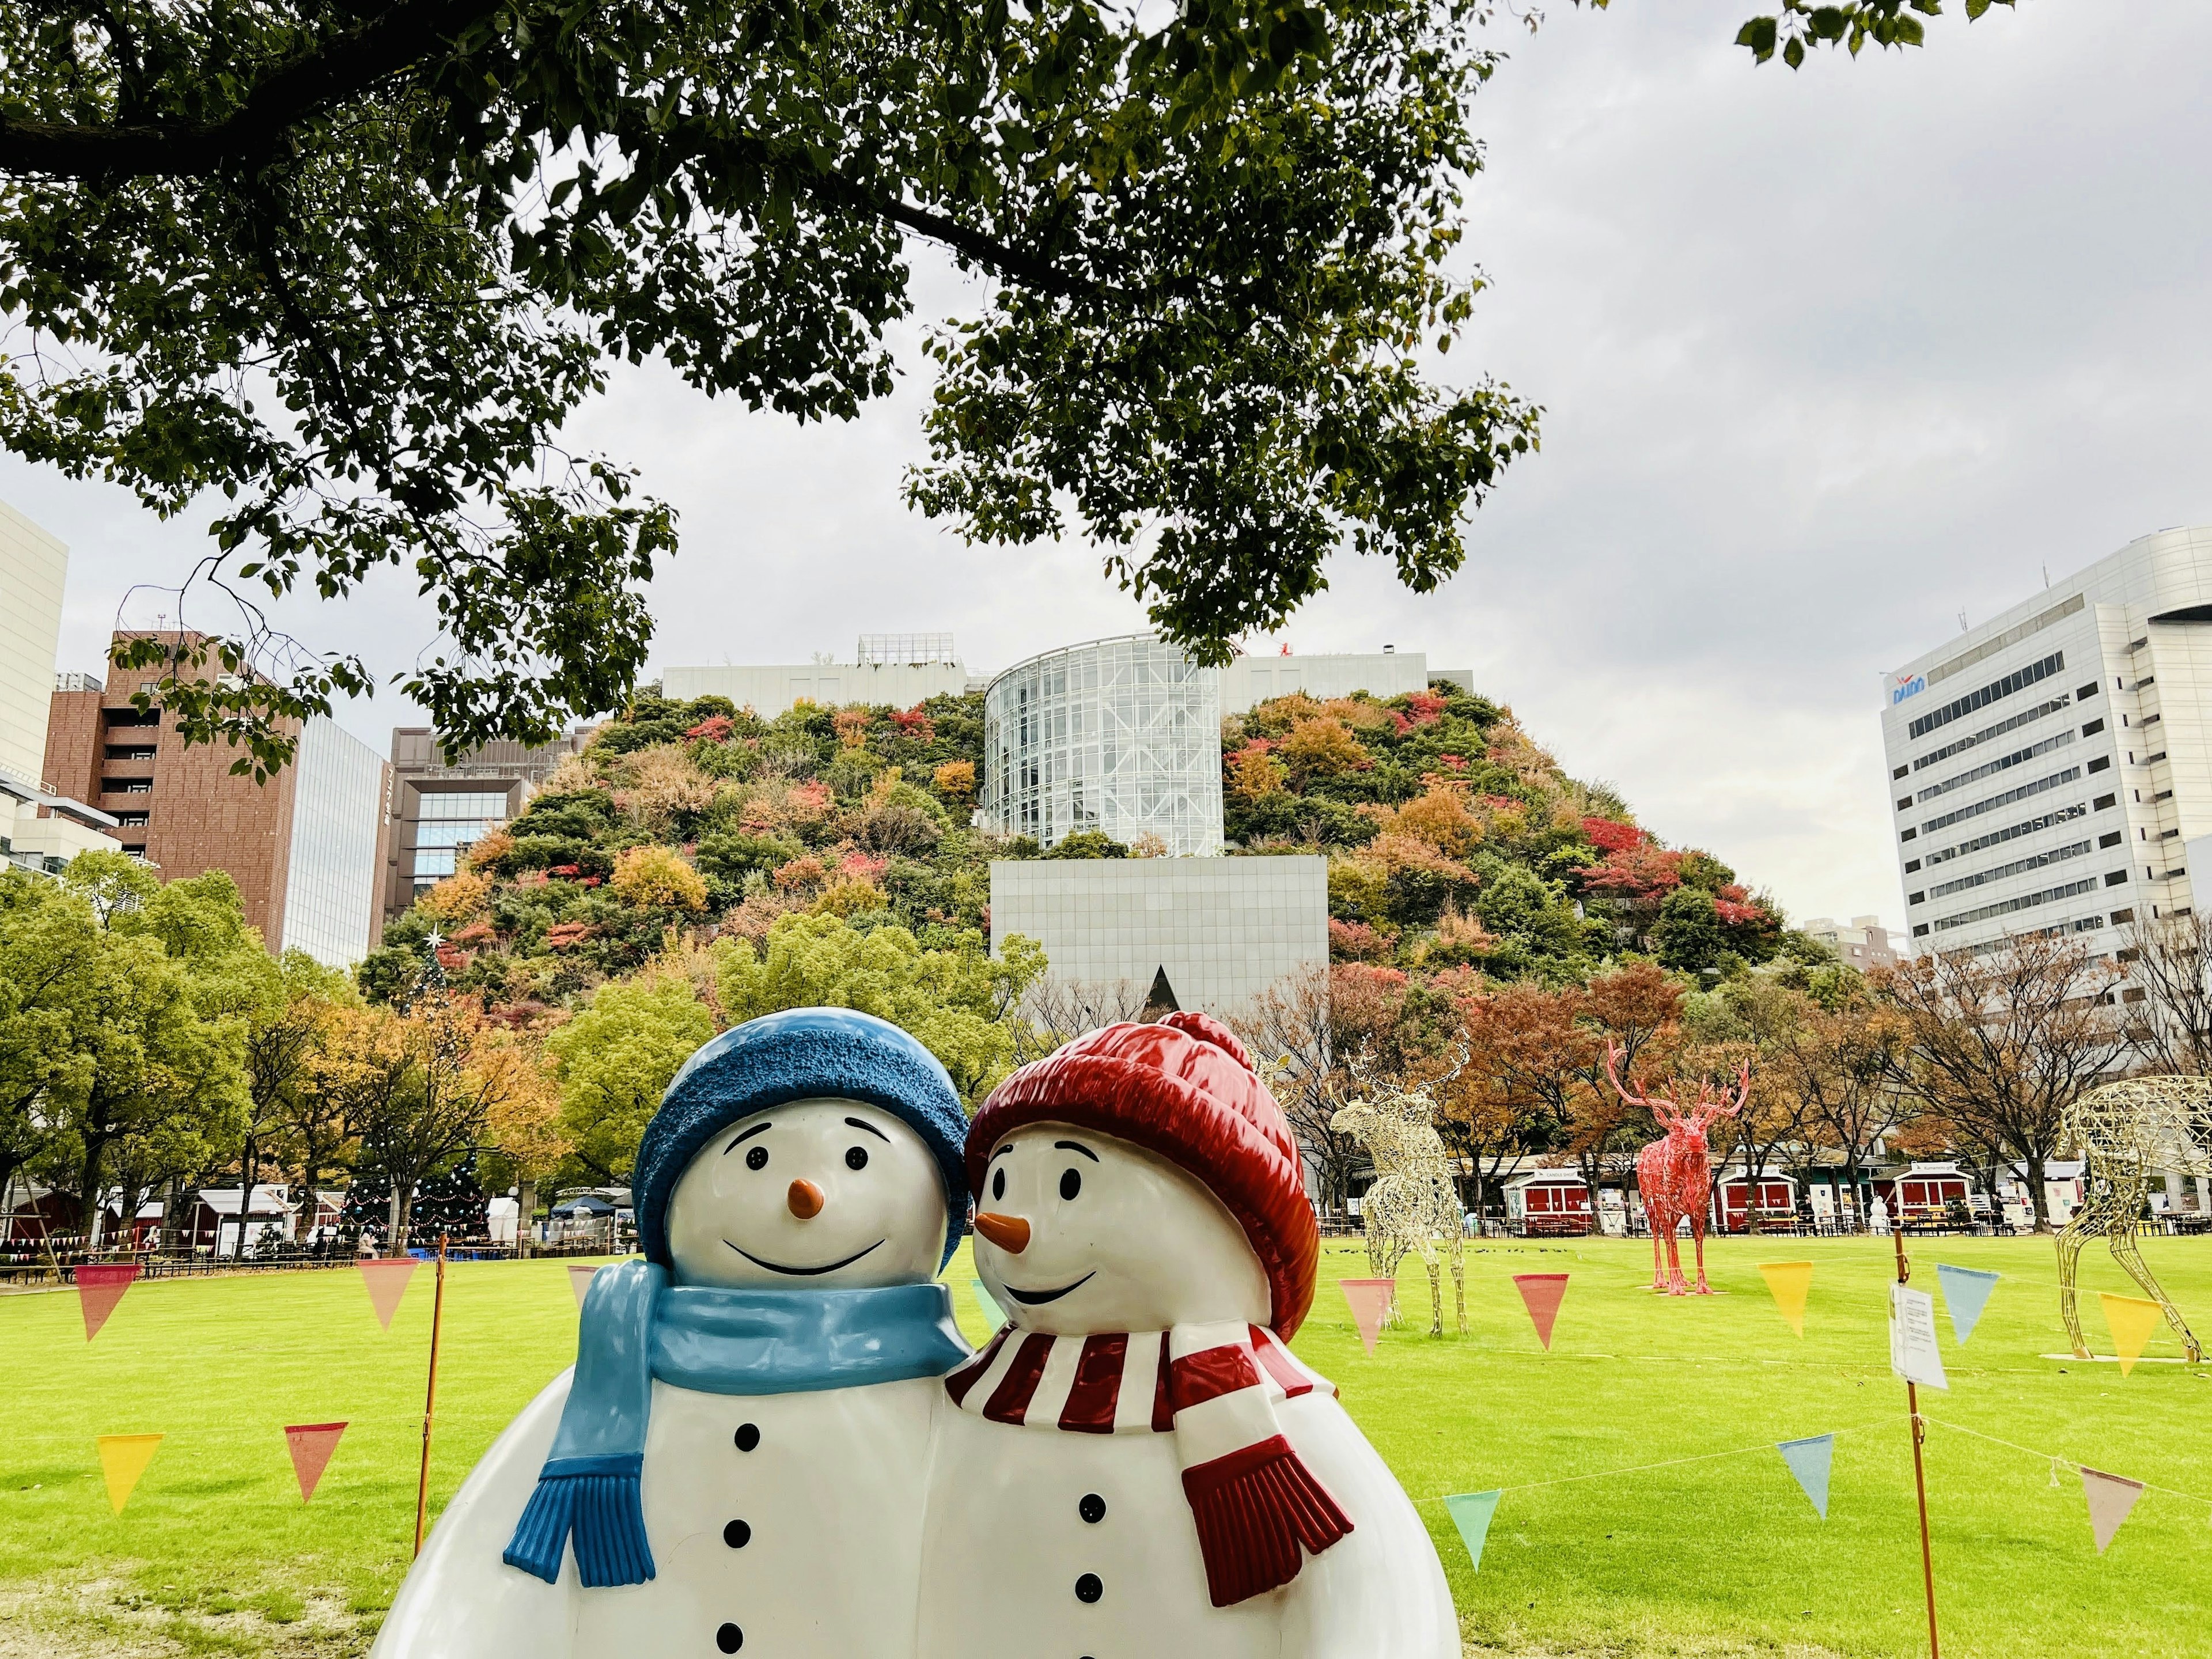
[2099,1293,2165,1376]
[97,1434,163,1514]
[1758,1262,1815,1336]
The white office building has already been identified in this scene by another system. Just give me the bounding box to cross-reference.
[1880,525,2212,955]
[0,501,120,872]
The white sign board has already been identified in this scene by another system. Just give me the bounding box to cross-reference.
[1889,1283,1949,1391]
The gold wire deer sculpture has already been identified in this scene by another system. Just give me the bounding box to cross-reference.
[2056,1074,2212,1362]
[1331,1054,1467,1336]
[1606,1042,1750,1296]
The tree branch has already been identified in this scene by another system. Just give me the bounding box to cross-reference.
[0,0,509,179]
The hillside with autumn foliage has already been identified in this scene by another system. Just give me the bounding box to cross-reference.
[1222,684,1785,980]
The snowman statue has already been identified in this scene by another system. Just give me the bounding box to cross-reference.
[372,1008,973,1659]
[917,1012,1459,1658]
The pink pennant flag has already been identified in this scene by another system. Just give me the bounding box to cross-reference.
[75,1263,139,1342]
[359,1257,418,1330]
[2080,1465,2146,1555]
[569,1264,599,1309]
[1513,1273,1570,1350]
[283,1422,347,1504]
[1340,1278,1396,1355]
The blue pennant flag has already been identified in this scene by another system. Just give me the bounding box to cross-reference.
[1776,1434,1834,1519]
[1444,1491,1502,1570]
[1935,1264,1999,1346]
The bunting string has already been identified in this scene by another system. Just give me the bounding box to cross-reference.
[1414,1418,1889,1501]
[1918,1416,2212,1514]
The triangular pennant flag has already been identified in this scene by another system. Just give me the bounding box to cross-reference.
[283,1423,347,1504]
[1444,1491,1502,1570]
[2080,1465,2146,1555]
[568,1264,598,1309]
[97,1433,162,1514]
[1512,1273,1570,1350]
[1775,1434,1834,1519]
[1340,1278,1396,1355]
[1936,1264,2000,1346]
[1758,1262,1814,1335]
[359,1257,419,1330]
[75,1263,139,1342]
[2099,1293,2164,1376]
[970,1278,1007,1331]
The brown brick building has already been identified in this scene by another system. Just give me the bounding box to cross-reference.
[46,632,393,964]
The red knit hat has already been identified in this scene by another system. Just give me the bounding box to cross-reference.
[968,1011,1320,1338]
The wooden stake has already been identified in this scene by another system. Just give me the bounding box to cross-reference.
[414,1236,449,1558]
[1892,1225,1940,1658]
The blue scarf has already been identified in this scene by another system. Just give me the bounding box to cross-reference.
[503,1260,969,1586]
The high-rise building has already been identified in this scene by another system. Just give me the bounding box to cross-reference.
[44,632,389,964]
[382,727,591,916]
[983,634,1226,855]
[0,502,123,874]
[0,500,68,785]
[1880,525,2212,956]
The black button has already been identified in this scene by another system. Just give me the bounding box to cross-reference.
[723,1519,751,1548]
[1078,1493,1105,1524]
[716,1624,743,1653]
[734,1423,760,1452]
[1074,1573,1103,1604]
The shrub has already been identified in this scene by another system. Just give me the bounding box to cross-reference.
[611,845,709,912]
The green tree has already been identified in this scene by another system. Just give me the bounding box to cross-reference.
[1653,887,1727,975]
[0,871,99,1213]
[718,914,1044,1103]
[0,0,1533,769]
[547,969,717,1186]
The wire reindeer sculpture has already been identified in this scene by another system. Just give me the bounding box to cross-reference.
[1331,1052,1467,1336]
[1606,1041,1749,1297]
[2056,1074,2212,1362]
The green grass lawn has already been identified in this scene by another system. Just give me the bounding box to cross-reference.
[2,1233,2206,1657]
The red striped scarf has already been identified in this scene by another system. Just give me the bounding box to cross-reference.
[946,1321,1353,1605]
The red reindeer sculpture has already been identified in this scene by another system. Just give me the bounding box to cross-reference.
[1605,1042,1750,1296]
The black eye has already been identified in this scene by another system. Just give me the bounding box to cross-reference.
[991,1167,1006,1200]
[1059,1168,1082,1202]
[745,1145,769,1171]
[846,1146,869,1171]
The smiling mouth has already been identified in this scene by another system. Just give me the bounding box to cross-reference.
[1001,1271,1096,1306]
[725,1239,885,1277]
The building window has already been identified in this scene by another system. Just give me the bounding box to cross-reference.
[1912,923,1930,938]
[104,745,158,762]
[1908,891,1925,905]
[2087,756,2109,772]
[1896,796,1912,812]
[2077,682,2099,700]
[2095,794,2116,810]
[1900,828,1916,842]
[2110,871,2132,887]
[2111,906,2134,924]
[1892,765,1908,781]
[1904,858,1921,873]
[114,812,150,828]
[2080,718,2104,736]
[2100,831,2122,849]
[1906,651,2064,742]
[104,778,154,794]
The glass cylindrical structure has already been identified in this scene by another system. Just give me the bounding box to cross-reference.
[983,635,1224,855]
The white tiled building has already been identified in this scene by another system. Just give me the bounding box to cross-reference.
[990,855,1328,1018]
[1800,915,1901,972]
[1880,525,2212,955]
[0,501,120,872]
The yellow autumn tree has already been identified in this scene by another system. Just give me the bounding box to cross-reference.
[612,844,709,912]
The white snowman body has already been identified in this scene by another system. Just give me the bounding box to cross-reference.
[914,1124,1459,1659]
[373,1096,959,1659]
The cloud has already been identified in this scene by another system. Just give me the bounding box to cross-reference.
[8,0,2209,937]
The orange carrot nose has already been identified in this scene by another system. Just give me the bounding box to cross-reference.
[972,1211,1031,1253]
[787,1179,824,1219]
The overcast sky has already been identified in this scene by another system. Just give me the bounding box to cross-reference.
[7,0,2209,935]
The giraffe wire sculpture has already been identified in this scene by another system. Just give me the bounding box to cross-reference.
[1331,1057,1467,1336]
[2056,1074,2212,1362]
[1607,1042,1749,1297]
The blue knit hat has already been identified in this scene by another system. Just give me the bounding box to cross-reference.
[634,1007,969,1270]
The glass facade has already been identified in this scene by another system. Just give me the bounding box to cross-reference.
[407,790,508,889]
[279,717,388,966]
[983,635,1225,856]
